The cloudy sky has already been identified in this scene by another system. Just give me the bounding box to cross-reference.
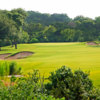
[0,0,100,19]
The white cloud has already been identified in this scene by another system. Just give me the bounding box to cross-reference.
[0,0,100,19]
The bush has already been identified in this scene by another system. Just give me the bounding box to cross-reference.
[0,70,65,100]
[0,62,22,77]
[9,62,21,75]
[0,62,9,77]
[30,38,39,43]
[0,65,100,100]
[88,88,100,100]
[45,66,97,100]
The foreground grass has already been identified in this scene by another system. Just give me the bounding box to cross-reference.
[0,42,100,87]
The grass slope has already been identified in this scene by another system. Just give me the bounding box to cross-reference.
[0,42,100,87]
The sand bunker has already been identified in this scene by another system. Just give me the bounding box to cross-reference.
[0,51,33,60]
[0,53,11,60]
[86,42,97,45]
[6,51,33,60]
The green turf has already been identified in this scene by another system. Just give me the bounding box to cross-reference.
[0,42,100,87]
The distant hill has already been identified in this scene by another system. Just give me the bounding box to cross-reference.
[26,11,71,25]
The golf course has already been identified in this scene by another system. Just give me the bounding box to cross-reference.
[0,42,100,87]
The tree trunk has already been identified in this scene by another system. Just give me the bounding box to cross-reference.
[14,40,17,49]
[15,43,17,49]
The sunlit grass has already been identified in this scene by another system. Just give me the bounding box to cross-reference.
[0,42,100,87]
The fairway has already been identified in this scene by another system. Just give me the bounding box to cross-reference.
[0,42,100,87]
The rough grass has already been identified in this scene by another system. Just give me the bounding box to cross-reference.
[0,42,100,87]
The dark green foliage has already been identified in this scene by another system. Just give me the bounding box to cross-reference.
[10,75,17,82]
[88,88,100,100]
[46,66,99,100]
[9,62,17,75]
[24,12,100,43]
[0,8,27,50]
[0,62,22,77]
[19,31,29,43]
[26,11,71,25]
[0,70,65,100]
[0,62,9,77]
[0,11,14,50]
[9,62,22,75]
[30,38,39,43]
[0,66,100,100]
[24,13,100,43]
[1,9,100,47]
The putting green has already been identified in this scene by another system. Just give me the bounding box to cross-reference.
[0,42,100,87]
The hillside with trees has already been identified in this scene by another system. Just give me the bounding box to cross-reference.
[24,13,100,43]
[25,11,71,25]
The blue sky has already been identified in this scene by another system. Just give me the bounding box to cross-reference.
[0,0,100,19]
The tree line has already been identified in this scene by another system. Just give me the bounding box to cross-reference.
[25,11,100,43]
[1,9,100,50]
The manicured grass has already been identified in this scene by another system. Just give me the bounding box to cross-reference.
[0,42,100,87]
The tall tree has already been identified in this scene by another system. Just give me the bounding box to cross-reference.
[9,8,27,49]
[0,11,12,50]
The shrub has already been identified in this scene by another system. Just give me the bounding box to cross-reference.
[88,88,100,100]
[30,38,39,43]
[9,62,21,75]
[0,62,22,77]
[46,66,95,100]
[0,62,9,77]
[0,70,65,100]
[0,65,100,100]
